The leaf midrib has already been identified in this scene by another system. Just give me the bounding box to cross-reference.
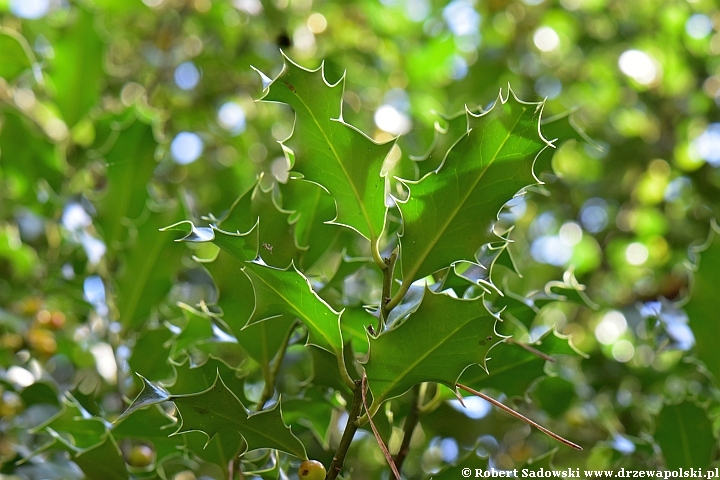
[292,90,379,240]
[375,311,487,403]
[247,266,340,354]
[402,109,529,284]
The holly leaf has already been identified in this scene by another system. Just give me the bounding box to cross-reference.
[259,55,394,241]
[112,405,185,463]
[161,218,259,264]
[214,177,301,268]
[411,108,480,178]
[169,356,249,405]
[397,89,550,285]
[281,178,340,270]
[364,289,499,404]
[685,220,720,377]
[172,374,306,459]
[50,430,128,480]
[655,401,716,468]
[117,375,171,421]
[459,330,581,397]
[244,261,343,355]
[34,395,109,450]
[202,250,296,369]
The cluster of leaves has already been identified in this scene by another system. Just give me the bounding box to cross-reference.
[1,0,720,479]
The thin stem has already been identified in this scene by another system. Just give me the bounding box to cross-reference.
[379,247,399,330]
[337,346,357,391]
[371,236,388,271]
[385,276,411,312]
[507,338,555,363]
[456,383,582,450]
[362,374,401,480]
[256,320,299,411]
[418,383,443,415]
[394,384,422,479]
[326,380,363,480]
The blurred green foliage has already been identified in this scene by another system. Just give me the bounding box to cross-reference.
[1,0,719,478]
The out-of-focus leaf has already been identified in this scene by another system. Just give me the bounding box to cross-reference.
[112,405,185,462]
[51,431,128,480]
[260,55,393,241]
[244,261,342,355]
[34,396,108,450]
[685,220,720,377]
[428,448,489,480]
[115,205,185,330]
[0,111,63,204]
[364,289,499,404]
[397,90,549,285]
[531,376,576,418]
[521,448,558,471]
[96,118,158,248]
[50,7,104,126]
[655,401,716,468]
[0,31,32,80]
[127,327,174,383]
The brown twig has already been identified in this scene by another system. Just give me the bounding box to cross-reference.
[361,373,402,479]
[456,383,582,450]
[326,380,363,480]
[393,384,422,478]
[507,338,555,362]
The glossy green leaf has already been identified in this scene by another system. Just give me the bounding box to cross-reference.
[281,178,340,269]
[51,431,128,480]
[260,55,393,241]
[244,261,342,354]
[655,401,716,468]
[685,220,720,377]
[459,331,580,397]
[397,90,550,284]
[203,250,295,368]
[216,178,300,268]
[172,374,306,459]
[364,289,499,404]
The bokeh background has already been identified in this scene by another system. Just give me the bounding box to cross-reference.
[1,0,719,477]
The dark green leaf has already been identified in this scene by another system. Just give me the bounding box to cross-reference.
[244,261,343,354]
[364,289,499,404]
[685,221,720,377]
[172,374,306,459]
[655,401,716,468]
